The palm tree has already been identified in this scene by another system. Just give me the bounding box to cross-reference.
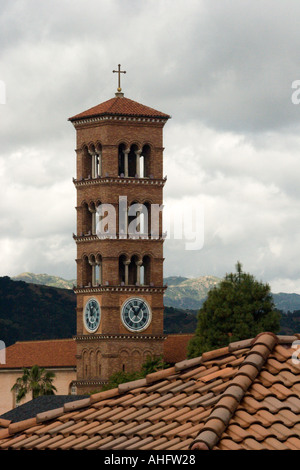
[11,365,57,404]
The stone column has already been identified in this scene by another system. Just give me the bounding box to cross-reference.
[89,206,96,235]
[124,149,130,177]
[124,259,130,285]
[89,261,96,286]
[135,259,143,285]
[135,149,142,178]
[96,150,102,177]
[88,150,96,178]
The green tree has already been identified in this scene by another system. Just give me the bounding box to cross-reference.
[141,355,169,376]
[187,262,280,358]
[98,356,170,392]
[11,365,57,403]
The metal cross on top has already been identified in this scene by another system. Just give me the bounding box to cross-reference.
[113,64,126,92]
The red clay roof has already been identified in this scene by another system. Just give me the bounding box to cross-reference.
[0,335,190,370]
[69,96,171,121]
[164,334,194,364]
[0,339,76,369]
[0,332,299,450]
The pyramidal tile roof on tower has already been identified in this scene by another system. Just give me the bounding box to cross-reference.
[0,332,300,450]
[68,95,171,122]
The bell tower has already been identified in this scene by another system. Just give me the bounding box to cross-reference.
[69,67,170,393]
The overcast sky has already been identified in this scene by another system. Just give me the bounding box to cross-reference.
[1,0,300,293]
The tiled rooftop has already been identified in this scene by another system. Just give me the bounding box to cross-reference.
[0,335,192,370]
[69,96,171,121]
[0,332,299,450]
[0,395,88,424]
[0,339,76,369]
[163,334,194,364]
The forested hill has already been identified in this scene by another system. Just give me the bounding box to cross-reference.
[163,276,300,312]
[1,275,299,347]
[0,277,197,347]
[12,272,300,313]
[0,276,76,346]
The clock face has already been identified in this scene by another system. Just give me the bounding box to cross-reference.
[84,298,101,333]
[121,297,151,332]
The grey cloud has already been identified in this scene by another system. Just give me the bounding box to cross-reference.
[1,0,300,293]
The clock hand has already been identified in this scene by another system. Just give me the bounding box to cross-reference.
[136,303,143,314]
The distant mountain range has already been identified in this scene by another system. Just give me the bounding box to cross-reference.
[0,274,298,346]
[12,272,300,313]
[163,275,221,310]
[0,276,196,346]
[12,272,76,290]
[163,276,300,313]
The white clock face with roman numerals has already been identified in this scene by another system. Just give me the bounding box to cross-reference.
[121,297,151,332]
[84,298,101,333]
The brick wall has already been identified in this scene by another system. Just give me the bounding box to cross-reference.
[72,102,169,391]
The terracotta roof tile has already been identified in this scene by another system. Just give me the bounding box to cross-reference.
[0,418,10,428]
[129,407,160,423]
[217,438,242,450]
[243,437,268,450]
[0,338,76,369]
[1,332,299,451]
[0,334,190,374]
[286,437,300,450]
[69,96,170,121]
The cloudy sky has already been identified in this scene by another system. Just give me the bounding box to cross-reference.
[1,0,300,293]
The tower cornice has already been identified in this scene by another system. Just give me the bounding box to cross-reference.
[73,233,165,243]
[74,333,167,342]
[73,284,167,294]
[73,175,167,188]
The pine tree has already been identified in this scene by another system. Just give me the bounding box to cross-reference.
[187,262,280,358]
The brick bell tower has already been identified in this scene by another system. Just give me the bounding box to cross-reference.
[69,66,171,393]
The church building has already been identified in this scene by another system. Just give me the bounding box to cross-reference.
[69,65,171,393]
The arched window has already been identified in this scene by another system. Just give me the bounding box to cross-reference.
[128,255,141,285]
[118,143,127,176]
[88,254,102,286]
[83,351,89,378]
[95,254,102,286]
[94,144,102,178]
[81,146,91,179]
[90,350,96,378]
[119,254,129,285]
[80,202,92,236]
[97,351,102,378]
[142,255,151,285]
[119,350,129,372]
[82,255,92,287]
[128,144,138,177]
[141,144,151,178]
[132,350,141,372]
[88,202,96,235]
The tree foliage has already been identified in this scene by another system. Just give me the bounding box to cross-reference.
[99,356,170,392]
[187,262,280,358]
[11,365,57,403]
